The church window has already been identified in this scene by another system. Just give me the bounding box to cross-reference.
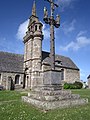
[35,25,37,31]
[39,25,41,30]
[31,26,32,29]
[15,75,20,84]
[28,28,30,31]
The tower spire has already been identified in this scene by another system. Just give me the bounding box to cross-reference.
[32,0,36,16]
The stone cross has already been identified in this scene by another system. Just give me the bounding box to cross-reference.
[43,0,60,70]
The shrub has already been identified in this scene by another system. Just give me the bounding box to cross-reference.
[73,81,83,89]
[63,81,83,89]
[63,83,70,89]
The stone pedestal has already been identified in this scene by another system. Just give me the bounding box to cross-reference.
[22,70,88,110]
[43,70,62,90]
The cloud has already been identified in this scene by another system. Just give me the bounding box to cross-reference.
[60,31,90,51]
[61,19,76,34]
[16,19,29,40]
[77,30,87,37]
[55,0,75,11]
[42,23,50,40]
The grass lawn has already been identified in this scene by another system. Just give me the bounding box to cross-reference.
[0,89,90,120]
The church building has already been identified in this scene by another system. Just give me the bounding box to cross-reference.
[0,1,80,90]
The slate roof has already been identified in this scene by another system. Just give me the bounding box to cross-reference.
[42,51,79,70]
[0,51,79,73]
[0,51,24,73]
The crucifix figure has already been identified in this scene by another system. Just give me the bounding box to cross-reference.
[43,0,60,70]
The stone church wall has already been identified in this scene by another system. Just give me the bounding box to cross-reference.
[64,69,80,83]
[0,72,24,90]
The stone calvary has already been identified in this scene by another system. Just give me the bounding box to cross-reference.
[22,0,88,110]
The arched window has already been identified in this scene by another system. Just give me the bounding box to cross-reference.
[35,25,37,31]
[28,28,30,31]
[39,25,41,30]
[15,75,20,84]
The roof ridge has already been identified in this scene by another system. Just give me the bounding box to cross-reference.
[0,51,23,56]
[42,51,69,58]
[55,53,69,59]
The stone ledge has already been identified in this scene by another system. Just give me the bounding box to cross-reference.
[28,89,72,96]
[22,96,88,110]
[28,91,80,101]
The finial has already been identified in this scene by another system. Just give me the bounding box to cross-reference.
[32,0,36,16]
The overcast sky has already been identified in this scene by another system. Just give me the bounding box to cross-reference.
[0,0,90,81]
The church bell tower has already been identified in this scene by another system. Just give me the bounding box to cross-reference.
[23,1,43,89]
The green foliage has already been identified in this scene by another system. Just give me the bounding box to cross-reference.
[63,83,70,89]
[74,81,83,89]
[0,90,90,120]
[63,81,83,89]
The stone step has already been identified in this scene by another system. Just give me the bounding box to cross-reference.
[28,91,80,101]
[22,96,88,110]
[33,85,62,91]
[30,89,72,96]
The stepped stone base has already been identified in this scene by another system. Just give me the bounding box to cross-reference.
[22,89,88,110]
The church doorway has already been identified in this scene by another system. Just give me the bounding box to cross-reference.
[8,77,14,90]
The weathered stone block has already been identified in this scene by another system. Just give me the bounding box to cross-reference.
[43,70,61,85]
